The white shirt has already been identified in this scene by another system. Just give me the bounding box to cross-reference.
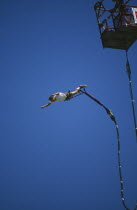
[55,93,67,102]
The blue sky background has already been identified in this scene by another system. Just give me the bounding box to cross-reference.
[1,0,137,210]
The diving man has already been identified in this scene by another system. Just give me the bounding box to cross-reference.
[41,85,87,108]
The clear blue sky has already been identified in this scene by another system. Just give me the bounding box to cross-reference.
[1,0,137,210]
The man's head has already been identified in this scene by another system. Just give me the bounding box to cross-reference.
[48,95,56,102]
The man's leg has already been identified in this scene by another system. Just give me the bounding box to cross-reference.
[70,85,87,96]
[70,87,80,95]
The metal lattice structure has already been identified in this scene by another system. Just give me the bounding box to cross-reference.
[94,1,137,50]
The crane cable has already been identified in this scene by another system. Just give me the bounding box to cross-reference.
[125,50,137,142]
[80,88,137,210]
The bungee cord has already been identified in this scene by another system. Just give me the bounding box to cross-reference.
[80,88,137,210]
[125,50,137,142]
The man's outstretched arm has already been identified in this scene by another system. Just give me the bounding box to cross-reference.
[41,102,52,108]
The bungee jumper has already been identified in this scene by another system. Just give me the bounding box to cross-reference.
[41,85,87,108]
[41,84,114,121]
[41,84,137,210]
